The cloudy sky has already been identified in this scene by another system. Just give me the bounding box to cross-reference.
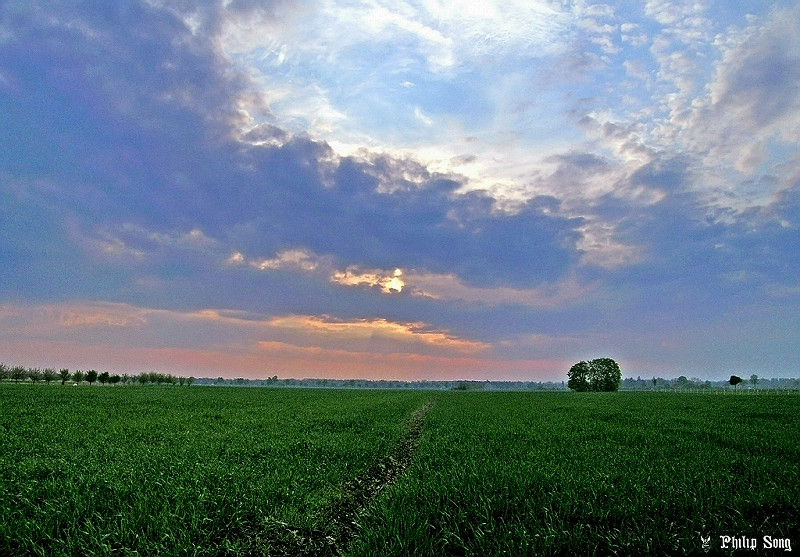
[1,0,799,381]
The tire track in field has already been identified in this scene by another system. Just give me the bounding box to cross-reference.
[248,400,434,556]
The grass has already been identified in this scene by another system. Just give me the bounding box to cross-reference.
[0,385,430,555]
[1,386,798,556]
[349,391,800,556]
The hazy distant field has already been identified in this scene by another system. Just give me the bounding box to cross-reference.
[1,385,798,556]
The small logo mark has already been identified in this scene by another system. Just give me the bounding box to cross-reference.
[701,535,711,550]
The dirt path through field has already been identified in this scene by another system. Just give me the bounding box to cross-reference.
[249,399,434,556]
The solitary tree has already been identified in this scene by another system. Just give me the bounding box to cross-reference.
[187,376,196,386]
[86,370,98,386]
[568,358,622,392]
[729,375,743,389]
[750,374,758,387]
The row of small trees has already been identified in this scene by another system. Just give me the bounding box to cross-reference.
[0,364,195,386]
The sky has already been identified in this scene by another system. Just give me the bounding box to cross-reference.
[1,0,799,381]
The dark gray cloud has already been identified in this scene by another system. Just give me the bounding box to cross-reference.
[0,0,583,310]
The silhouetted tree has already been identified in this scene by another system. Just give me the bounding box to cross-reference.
[110,374,121,386]
[729,375,743,389]
[28,368,43,383]
[98,371,110,385]
[568,358,622,392]
[59,368,71,385]
[11,366,27,382]
[567,361,591,392]
[72,370,86,384]
[86,370,98,385]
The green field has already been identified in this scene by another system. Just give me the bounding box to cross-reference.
[1,385,798,556]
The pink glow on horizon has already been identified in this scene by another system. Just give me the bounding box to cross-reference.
[0,337,569,382]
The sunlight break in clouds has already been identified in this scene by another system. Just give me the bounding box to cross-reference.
[331,267,405,293]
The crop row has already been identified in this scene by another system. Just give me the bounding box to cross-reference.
[3,386,798,556]
[0,385,430,556]
[350,391,800,556]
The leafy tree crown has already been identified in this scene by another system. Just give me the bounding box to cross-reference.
[567,358,622,392]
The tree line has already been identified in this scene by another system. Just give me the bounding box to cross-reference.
[0,363,195,386]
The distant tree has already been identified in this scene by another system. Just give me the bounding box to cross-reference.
[42,368,57,384]
[652,377,657,389]
[568,358,622,392]
[86,370,98,386]
[675,376,690,390]
[729,375,743,389]
[59,368,71,385]
[28,368,43,383]
[121,373,131,385]
[593,358,622,391]
[0,363,8,381]
[750,374,758,387]
[137,373,149,385]
[110,374,121,386]
[567,361,591,392]
[72,370,86,384]
[179,376,185,386]
[187,376,195,386]
[11,366,27,382]
[98,371,110,385]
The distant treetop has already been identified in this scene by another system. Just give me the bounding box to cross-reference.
[567,358,622,392]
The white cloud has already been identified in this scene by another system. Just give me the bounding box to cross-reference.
[658,5,800,205]
[575,222,646,269]
[230,248,326,273]
[331,267,405,293]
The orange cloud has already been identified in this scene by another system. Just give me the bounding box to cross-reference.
[266,314,489,353]
[0,302,515,380]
